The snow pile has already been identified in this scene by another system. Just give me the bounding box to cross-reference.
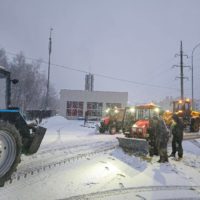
[41,115,69,129]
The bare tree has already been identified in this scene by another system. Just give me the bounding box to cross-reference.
[0,48,9,68]
[9,52,58,111]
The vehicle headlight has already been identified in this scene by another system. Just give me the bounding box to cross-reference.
[138,128,143,133]
[132,127,137,132]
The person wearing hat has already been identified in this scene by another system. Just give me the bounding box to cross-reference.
[169,114,184,159]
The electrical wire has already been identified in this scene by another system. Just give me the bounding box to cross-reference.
[3,49,180,91]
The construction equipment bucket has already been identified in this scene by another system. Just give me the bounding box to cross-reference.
[28,126,46,154]
[117,137,149,154]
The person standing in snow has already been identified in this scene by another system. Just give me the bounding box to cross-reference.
[148,115,169,162]
[84,110,89,126]
[156,116,170,163]
[169,114,184,160]
[148,117,159,157]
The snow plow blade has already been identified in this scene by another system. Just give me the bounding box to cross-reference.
[117,137,149,154]
[27,126,46,154]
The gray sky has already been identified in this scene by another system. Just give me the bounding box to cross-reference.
[1,0,200,104]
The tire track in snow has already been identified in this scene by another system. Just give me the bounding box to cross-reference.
[61,185,200,200]
[7,142,118,184]
[190,139,200,149]
[19,140,117,170]
[37,140,109,155]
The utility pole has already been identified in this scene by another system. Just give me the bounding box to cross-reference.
[191,43,200,109]
[45,28,53,110]
[173,41,190,100]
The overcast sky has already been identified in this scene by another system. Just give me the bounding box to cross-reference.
[1,0,200,104]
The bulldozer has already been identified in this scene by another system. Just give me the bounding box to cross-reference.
[0,66,46,186]
[163,98,200,132]
[117,103,161,154]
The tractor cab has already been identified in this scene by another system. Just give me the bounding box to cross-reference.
[98,106,136,134]
[117,103,160,154]
[129,103,160,138]
[0,66,46,186]
[0,66,10,109]
[163,98,200,132]
[173,99,191,118]
[98,107,126,134]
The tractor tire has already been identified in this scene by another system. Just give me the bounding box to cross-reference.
[190,119,200,132]
[0,121,22,186]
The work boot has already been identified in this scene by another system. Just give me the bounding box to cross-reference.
[168,153,175,158]
[177,155,183,161]
[178,154,183,159]
[164,157,169,162]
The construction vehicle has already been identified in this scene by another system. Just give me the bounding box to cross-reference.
[98,107,125,134]
[98,107,136,134]
[0,66,46,186]
[117,103,161,154]
[163,98,200,132]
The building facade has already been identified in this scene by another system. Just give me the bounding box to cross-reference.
[60,89,128,119]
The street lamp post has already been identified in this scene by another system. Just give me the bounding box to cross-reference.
[191,43,200,109]
[45,28,53,110]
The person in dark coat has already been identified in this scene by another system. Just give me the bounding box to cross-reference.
[148,115,169,162]
[148,117,159,157]
[156,116,170,163]
[84,110,89,126]
[169,114,184,159]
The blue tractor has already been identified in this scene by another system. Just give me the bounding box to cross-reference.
[0,66,46,186]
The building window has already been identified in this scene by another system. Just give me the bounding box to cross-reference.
[87,102,103,117]
[106,103,122,109]
[66,101,83,117]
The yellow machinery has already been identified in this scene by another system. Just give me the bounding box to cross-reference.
[163,98,200,132]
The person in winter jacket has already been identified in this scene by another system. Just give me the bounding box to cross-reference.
[169,114,184,159]
[148,115,169,162]
[148,118,159,157]
[156,116,170,163]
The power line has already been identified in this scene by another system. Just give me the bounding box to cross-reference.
[3,49,179,91]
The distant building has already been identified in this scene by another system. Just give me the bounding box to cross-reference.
[156,96,174,111]
[59,89,128,120]
[85,73,94,91]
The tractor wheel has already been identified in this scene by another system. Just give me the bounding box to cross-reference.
[190,120,200,132]
[0,122,22,186]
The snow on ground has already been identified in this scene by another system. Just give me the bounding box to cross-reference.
[1,116,200,200]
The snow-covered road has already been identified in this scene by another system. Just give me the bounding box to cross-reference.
[1,116,200,200]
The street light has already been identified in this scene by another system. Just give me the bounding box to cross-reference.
[191,42,200,109]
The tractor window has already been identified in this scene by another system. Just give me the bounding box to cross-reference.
[174,101,191,112]
[174,103,183,112]
[185,102,190,111]
[0,76,6,109]
[136,109,150,120]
